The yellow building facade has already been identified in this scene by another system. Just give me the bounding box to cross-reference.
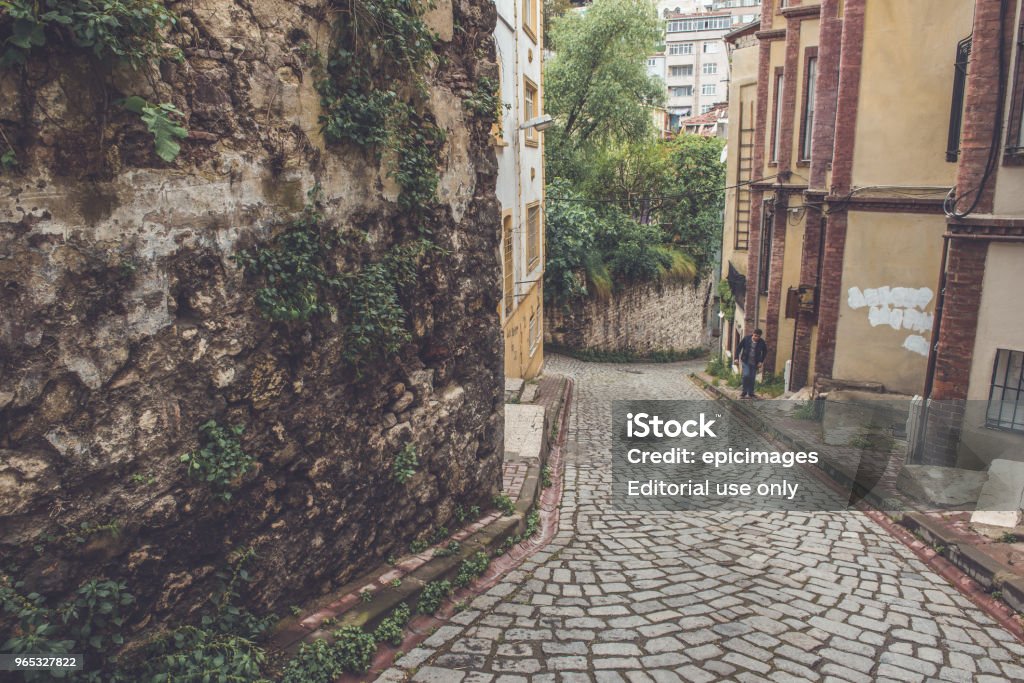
[495,0,546,379]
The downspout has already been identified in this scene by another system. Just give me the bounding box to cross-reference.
[916,234,950,463]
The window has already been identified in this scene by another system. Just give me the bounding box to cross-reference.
[703,42,721,54]
[800,53,817,161]
[759,202,773,294]
[526,202,541,269]
[668,42,694,55]
[672,86,693,97]
[523,0,537,40]
[648,58,657,67]
[771,69,784,162]
[502,215,514,316]
[702,62,718,75]
[1007,19,1024,154]
[667,16,731,32]
[701,104,714,114]
[670,65,693,77]
[523,78,539,146]
[528,312,540,356]
[946,36,971,162]
[701,83,716,95]
[987,349,1024,432]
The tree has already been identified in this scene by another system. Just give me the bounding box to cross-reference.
[543,0,573,51]
[544,0,664,153]
[660,134,726,274]
[580,139,673,224]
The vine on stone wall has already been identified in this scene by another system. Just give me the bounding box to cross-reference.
[234,189,439,366]
[0,0,187,164]
[311,0,445,213]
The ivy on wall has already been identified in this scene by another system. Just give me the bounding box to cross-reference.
[311,0,444,213]
[0,0,186,166]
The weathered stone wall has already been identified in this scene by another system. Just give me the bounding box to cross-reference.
[545,278,713,354]
[0,0,502,633]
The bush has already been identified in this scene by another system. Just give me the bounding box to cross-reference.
[392,443,418,484]
[373,603,411,646]
[793,400,823,421]
[454,552,490,588]
[757,372,786,398]
[281,638,343,683]
[180,420,253,501]
[417,580,452,615]
[705,355,731,378]
[332,626,377,674]
[493,493,516,516]
[0,0,177,68]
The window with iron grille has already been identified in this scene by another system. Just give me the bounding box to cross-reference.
[503,216,514,317]
[946,35,971,162]
[987,349,1024,433]
[527,203,541,270]
[759,202,773,294]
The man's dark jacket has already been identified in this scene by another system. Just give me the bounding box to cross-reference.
[737,335,768,366]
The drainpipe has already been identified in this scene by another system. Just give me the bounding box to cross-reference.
[915,234,950,463]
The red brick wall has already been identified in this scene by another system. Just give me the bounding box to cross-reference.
[813,0,865,380]
[932,239,988,400]
[763,195,788,375]
[809,0,842,190]
[952,0,1011,214]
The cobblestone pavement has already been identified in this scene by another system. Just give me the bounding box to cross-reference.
[381,356,1024,683]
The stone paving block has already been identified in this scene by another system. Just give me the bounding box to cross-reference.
[413,666,466,682]
[388,358,1024,683]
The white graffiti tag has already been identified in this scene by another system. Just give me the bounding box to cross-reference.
[847,286,934,357]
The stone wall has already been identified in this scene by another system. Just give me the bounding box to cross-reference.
[0,0,503,633]
[545,278,713,354]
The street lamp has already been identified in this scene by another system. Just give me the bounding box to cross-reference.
[520,114,554,132]
[717,310,725,362]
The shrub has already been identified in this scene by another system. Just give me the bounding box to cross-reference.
[493,493,516,516]
[0,0,177,68]
[392,443,418,484]
[454,552,490,588]
[180,420,253,501]
[373,603,411,646]
[417,580,451,615]
[281,638,343,683]
[331,626,377,674]
[433,541,461,558]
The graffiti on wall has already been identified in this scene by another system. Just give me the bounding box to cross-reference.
[847,286,934,357]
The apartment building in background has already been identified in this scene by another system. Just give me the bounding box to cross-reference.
[657,0,761,131]
[718,0,1024,470]
[495,0,546,379]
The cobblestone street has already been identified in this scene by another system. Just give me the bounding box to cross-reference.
[382,356,1024,683]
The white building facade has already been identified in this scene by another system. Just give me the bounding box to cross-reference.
[494,0,546,379]
[654,0,761,132]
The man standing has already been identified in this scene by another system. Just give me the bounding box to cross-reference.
[737,328,768,399]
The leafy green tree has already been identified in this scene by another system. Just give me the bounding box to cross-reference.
[660,134,726,274]
[543,0,573,51]
[580,139,673,224]
[544,0,664,178]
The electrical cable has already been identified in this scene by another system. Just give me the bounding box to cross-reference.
[944,0,1010,219]
[546,173,780,204]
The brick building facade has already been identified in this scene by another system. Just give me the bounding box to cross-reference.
[720,0,1024,467]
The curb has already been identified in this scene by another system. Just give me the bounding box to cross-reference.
[268,377,576,678]
[689,373,1024,644]
[351,376,574,680]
